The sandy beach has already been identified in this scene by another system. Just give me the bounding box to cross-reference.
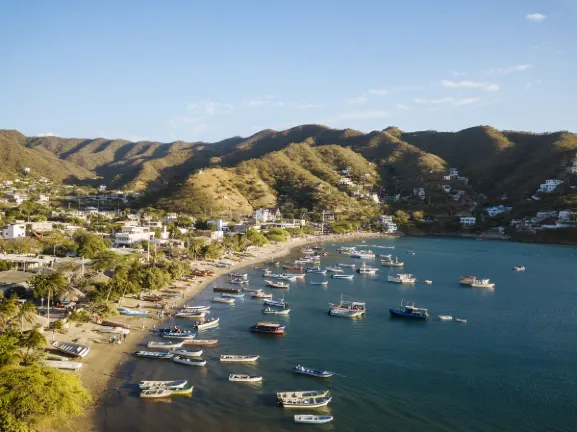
[68,232,385,427]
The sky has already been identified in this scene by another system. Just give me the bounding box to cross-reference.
[0,0,575,142]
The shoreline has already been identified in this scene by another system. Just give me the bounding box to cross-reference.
[74,231,384,429]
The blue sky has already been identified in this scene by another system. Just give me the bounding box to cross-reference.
[0,0,574,142]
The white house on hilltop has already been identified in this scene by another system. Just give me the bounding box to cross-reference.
[254,208,281,223]
[539,179,563,193]
[486,205,512,217]
[1,224,26,240]
[460,217,476,226]
[114,226,154,247]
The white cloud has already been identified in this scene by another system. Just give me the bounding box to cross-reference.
[169,100,233,139]
[396,104,410,111]
[451,71,468,77]
[292,102,324,109]
[488,64,532,74]
[367,88,389,96]
[346,96,368,104]
[246,95,284,108]
[338,110,389,120]
[391,85,423,92]
[38,132,56,137]
[525,13,546,22]
[414,97,480,106]
[441,80,500,93]
[484,84,500,92]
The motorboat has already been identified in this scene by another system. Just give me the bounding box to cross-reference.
[229,277,249,285]
[281,396,333,409]
[513,266,525,271]
[389,301,428,320]
[181,305,210,311]
[195,317,219,330]
[387,273,416,284]
[293,365,334,378]
[470,278,495,289]
[338,263,355,268]
[277,390,330,401]
[147,341,185,349]
[329,295,366,314]
[350,250,375,259]
[139,380,187,390]
[282,272,306,278]
[265,280,290,289]
[306,267,327,275]
[140,389,172,398]
[229,272,248,279]
[242,287,260,294]
[51,341,90,358]
[263,298,289,308]
[381,256,404,267]
[213,287,241,294]
[310,281,328,286]
[325,266,343,273]
[294,415,334,424]
[460,276,476,286]
[424,280,432,284]
[329,308,362,318]
[229,374,263,382]
[262,307,291,315]
[251,291,273,299]
[455,318,467,323]
[172,356,207,367]
[331,274,354,279]
[174,311,207,319]
[183,339,218,346]
[212,296,235,304]
[249,321,286,335]
[357,263,378,274]
[438,315,453,321]
[220,355,259,363]
[221,293,245,298]
[278,274,297,281]
[168,349,203,357]
[135,351,174,359]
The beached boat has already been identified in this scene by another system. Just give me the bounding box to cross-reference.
[168,349,203,357]
[229,277,249,285]
[513,265,525,271]
[181,305,210,311]
[135,351,174,359]
[293,365,334,378]
[470,278,495,288]
[212,296,235,304]
[387,273,416,283]
[277,390,330,401]
[329,295,366,314]
[147,341,185,349]
[101,320,131,329]
[262,307,291,315]
[174,311,207,319]
[331,274,354,279]
[221,293,245,298]
[294,415,334,424]
[263,298,289,308]
[170,385,194,395]
[96,326,130,335]
[220,355,259,363]
[265,280,290,289]
[251,291,273,299]
[161,332,196,340]
[213,287,241,294]
[389,301,428,320]
[282,397,333,409]
[357,263,378,275]
[325,266,343,273]
[184,339,218,346]
[140,389,172,399]
[310,281,328,286]
[381,256,404,267]
[249,321,286,335]
[42,359,83,370]
[173,356,207,367]
[195,317,220,330]
[229,374,263,382]
[139,380,187,390]
[117,308,149,317]
[438,315,453,321]
[51,341,90,358]
[329,308,362,318]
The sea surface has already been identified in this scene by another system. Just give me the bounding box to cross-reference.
[91,237,577,432]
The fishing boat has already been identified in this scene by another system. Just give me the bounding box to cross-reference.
[407,251,416,255]
[229,272,248,278]
[229,277,249,285]
[117,308,149,317]
[220,355,259,363]
[139,380,187,390]
[329,308,362,318]
[277,390,330,401]
[282,397,333,408]
[331,274,354,279]
[262,307,291,315]
[135,351,174,359]
[229,374,263,382]
[221,293,245,298]
[338,263,356,268]
[283,265,303,270]
[293,365,334,378]
[251,291,273,299]
[51,341,90,358]
[173,356,207,367]
[294,259,312,265]
[101,320,131,329]
[265,280,290,289]
[263,297,289,308]
[183,339,218,346]
[438,315,453,321]
[168,349,203,357]
[300,247,314,254]
[389,301,428,320]
[249,321,286,335]
[455,318,467,323]
[310,281,328,286]
[96,326,130,335]
[282,272,306,278]
[381,256,404,267]
[170,385,194,395]
[325,266,343,273]
[161,332,196,340]
[262,270,273,276]
[278,274,297,281]
[357,263,378,274]
[424,280,432,284]
[387,273,416,283]
[306,267,327,275]
[294,415,334,424]
[513,265,525,271]
[350,250,375,259]
[336,246,356,253]
[140,389,172,399]
[470,278,495,288]
[42,360,83,370]
[242,287,260,294]
[460,276,476,285]
[195,317,219,330]
[212,296,235,304]
[147,341,185,349]
[174,311,207,319]
[329,295,366,314]
[264,260,280,266]
[181,305,210,311]
[213,287,241,294]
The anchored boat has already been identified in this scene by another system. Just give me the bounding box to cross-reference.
[387,273,416,283]
[168,349,203,357]
[229,374,263,382]
[195,317,219,330]
[139,380,187,390]
[294,415,334,424]
[293,365,334,378]
[357,263,378,274]
[220,354,259,363]
[135,351,174,359]
[329,295,366,314]
[262,307,291,315]
[329,308,362,318]
[310,281,328,286]
[389,301,428,320]
[381,256,404,267]
[212,296,235,304]
[282,397,333,408]
[277,390,330,401]
[265,280,290,289]
[470,278,495,288]
[221,293,245,298]
[249,321,286,335]
[140,389,172,399]
[147,341,185,349]
[213,287,241,294]
[172,356,207,367]
[331,274,354,279]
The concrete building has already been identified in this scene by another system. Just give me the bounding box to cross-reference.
[486,205,513,217]
[114,226,154,247]
[27,222,54,232]
[460,217,477,226]
[1,224,26,240]
[539,179,564,193]
[254,208,281,223]
[207,219,229,232]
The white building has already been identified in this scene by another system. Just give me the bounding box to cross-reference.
[539,179,564,193]
[98,185,107,191]
[379,215,394,225]
[207,219,229,232]
[1,224,26,240]
[460,217,476,226]
[371,193,380,204]
[384,222,397,233]
[443,175,452,181]
[114,226,154,247]
[339,177,354,187]
[37,194,49,203]
[449,168,459,176]
[569,161,577,174]
[413,188,426,200]
[27,222,54,232]
[486,205,512,217]
[254,208,280,223]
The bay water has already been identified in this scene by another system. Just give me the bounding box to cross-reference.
[90,237,577,431]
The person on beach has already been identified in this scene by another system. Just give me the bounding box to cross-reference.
[141,323,145,331]
[123,333,127,341]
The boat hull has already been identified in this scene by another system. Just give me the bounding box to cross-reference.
[389,308,427,320]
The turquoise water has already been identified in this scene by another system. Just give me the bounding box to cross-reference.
[91,237,577,431]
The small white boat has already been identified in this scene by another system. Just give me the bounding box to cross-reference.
[265,280,290,289]
[277,390,330,401]
[168,349,203,357]
[140,389,172,399]
[229,272,248,279]
[181,305,210,311]
[455,318,467,323]
[221,293,245,298]
[161,332,196,340]
[220,355,259,363]
[513,266,525,271]
[329,308,362,318]
[424,280,432,284]
[294,415,334,424]
[229,277,249,285]
[172,356,207,367]
[184,339,218,346]
[470,278,495,289]
[438,315,453,321]
[331,274,354,280]
[212,296,235,304]
[338,263,355,268]
[174,311,208,319]
[387,273,416,284]
[325,266,343,273]
[135,351,174,359]
[251,291,273,299]
[310,281,328,286]
[229,374,263,382]
[381,256,404,267]
[195,317,220,330]
[350,250,375,259]
[282,396,332,409]
[42,360,83,370]
[97,327,130,335]
[139,380,187,390]
[356,263,378,275]
[147,341,185,349]
[51,341,90,358]
[262,307,291,315]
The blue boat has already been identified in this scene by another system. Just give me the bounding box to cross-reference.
[293,365,334,378]
[389,301,429,320]
[118,308,149,317]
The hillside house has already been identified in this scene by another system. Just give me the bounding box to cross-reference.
[460,217,476,226]
[379,215,393,224]
[22,167,30,174]
[339,177,355,187]
[2,180,13,187]
[539,179,563,193]
[27,222,54,232]
[114,226,154,247]
[371,193,380,204]
[254,208,281,222]
[164,213,179,224]
[37,194,49,203]
[558,210,577,222]
[441,184,451,193]
[0,224,26,240]
[569,161,577,174]
[413,188,426,200]
[486,205,512,217]
[207,219,230,232]
[196,230,224,240]
[98,185,107,191]
[442,175,451,180]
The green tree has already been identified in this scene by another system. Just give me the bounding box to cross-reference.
[74,231,112,259]
[201,242,224,260]
[0,295,18,330]
[0,332,21,368]
[29,273,67,321]
[0,365,92,432]
[19,329,46,365]
[15,302,37,334]
[246,228,269,247]
[174,215,193,227]
[187,238,206,260]
[393,210,410,225]
[0,260,11,271]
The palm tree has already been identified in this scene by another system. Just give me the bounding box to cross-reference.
[0,295,18,331]
[16,302,38,333]
[29,273,67,322]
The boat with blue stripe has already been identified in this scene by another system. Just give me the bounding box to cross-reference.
[389,300,429,320]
